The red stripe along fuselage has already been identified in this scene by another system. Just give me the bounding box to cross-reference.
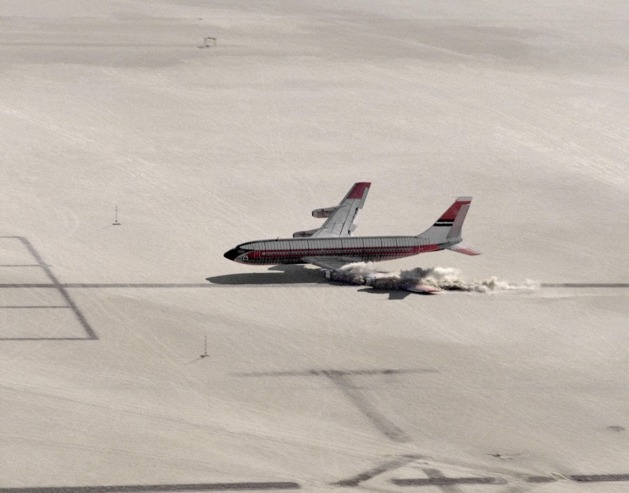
[224,235,447,265]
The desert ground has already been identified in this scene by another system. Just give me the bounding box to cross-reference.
[1,1,628,491]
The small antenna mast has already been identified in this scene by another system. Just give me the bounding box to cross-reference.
[200,335,209,359]
[113,206,121,226]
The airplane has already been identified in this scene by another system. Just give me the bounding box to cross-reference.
[223,182,479,293]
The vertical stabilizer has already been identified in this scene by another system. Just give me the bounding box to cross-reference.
[418,197,473,244]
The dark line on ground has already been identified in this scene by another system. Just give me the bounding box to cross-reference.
[0,337,91,341]
[570,474,629,482]
[392,476,507,487]
[0,284,215,288]
[541,283,629,288]
[525,476,557,483]
[333,454,421,487]
[233,368,434,443]
[0,306,69,309]
[0,43,199,48]
[421,469,462,493]
[323,370,411,443]
[1,282,627,290]
[0,284,56,288]
[15,237,98,340]
[0,264,41,267]
[65,283,215,288]
[234,368,438,378]
[0,482,301,493]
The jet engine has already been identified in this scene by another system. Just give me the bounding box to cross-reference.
[311,206,337,218]
[324,269,365,285]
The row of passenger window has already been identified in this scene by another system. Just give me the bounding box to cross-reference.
[255,238,419,251]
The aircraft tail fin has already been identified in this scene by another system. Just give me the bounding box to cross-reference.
[418,197,475,248]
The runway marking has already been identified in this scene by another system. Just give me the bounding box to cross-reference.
[0,236,97,340]
[234,369,435,378]
[235,368,437,443]
[0,284,57,288]
[0,283,214,289]
[323,370,411,443]
[2,236,627,342]
[541,283,629,288]
[391,472,629,488]
[0,337,95,341]
[0,482,301,493]
[64,283,215,288]
[3,282,626,289]
[333,454,422,487]
[423,469,463,493]
[0,264,42,267]
[525,476,557,483]
[570,474,629,482]
[0,306,68,309]
[392,473,507,488]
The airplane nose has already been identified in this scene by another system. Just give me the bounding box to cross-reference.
[223,248,239,261]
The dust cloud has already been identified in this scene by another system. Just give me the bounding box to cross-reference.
[330,263,538,293]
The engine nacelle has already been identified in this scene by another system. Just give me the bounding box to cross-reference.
[325,269,365,285]
[312,206,337,218]
[293,228,318,238]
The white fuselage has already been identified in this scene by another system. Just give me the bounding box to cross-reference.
[223,235,459,265]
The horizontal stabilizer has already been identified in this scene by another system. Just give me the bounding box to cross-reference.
[403,283,441,294]
[449,244,481,256]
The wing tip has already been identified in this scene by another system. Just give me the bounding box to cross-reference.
[347,182,371,199]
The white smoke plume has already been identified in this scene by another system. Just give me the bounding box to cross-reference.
[331,262,538,293]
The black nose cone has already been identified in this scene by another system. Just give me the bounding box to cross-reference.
[224,248,239,261]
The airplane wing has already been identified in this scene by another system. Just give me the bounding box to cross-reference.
[302,256,362,271]
[308,182,371,238]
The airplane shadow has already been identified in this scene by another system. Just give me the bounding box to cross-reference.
[208,265,435,299]
[356,287,413,300]
[208,266,431,299]
[207,265,328,286]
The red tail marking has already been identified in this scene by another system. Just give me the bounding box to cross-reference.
[438,199,470,222]
[347,182,371,199]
